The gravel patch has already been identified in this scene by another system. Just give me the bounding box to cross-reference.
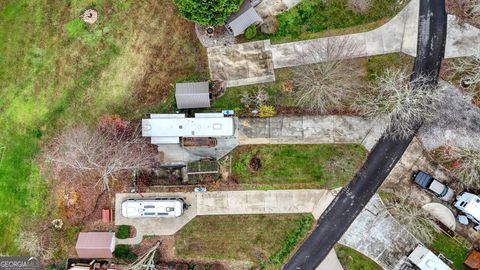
[195,24,235,48]
[419,80,480,151]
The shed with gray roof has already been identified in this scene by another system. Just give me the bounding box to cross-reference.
[175,81,211,109]
[226,0,263,37]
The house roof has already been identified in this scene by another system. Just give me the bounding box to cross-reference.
[226,0,263,36]
[175,82,210,109]
[142,113,234,144]
[75,232,115,258]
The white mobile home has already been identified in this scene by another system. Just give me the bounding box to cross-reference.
[121,198,185,218]
[142,113,234,145]
[454,192,480,224]
[408,245,452,270]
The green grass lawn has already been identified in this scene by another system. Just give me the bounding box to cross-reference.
[335,244,382,270]
[247,0,404,43]
[231,144,367,189]
[175,214,313,269]
[0,0,205,255]
[430,232,470,270]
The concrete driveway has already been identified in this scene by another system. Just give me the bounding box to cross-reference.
[238,115,388,151]
[115,189,336,245]
[339,195,419,270]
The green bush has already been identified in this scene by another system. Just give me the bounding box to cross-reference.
[64,18,85,38]
[173,0,242,26]
[114,245,138,261]
[245,25,257,40]
[116,225,130,239]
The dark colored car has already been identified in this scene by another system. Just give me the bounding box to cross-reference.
[412,170,454,201]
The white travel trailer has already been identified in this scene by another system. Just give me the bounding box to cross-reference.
[454,192,480,225]
[121,198,185,218]
[408,245,452,270]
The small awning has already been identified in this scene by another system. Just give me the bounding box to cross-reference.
[422,203,456,230]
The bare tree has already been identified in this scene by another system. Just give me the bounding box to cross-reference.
[292,38,362,114]
[127,242,161,270]
[440,147,480,190]
[385,192,439,245]
[355,68,444,139]
[240,88,270,109]
[448,49,480,95]
[16,231,53,262]
[46,122,156,190]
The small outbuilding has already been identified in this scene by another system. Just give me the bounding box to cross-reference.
[465,250,480,269]
[75,232,115,258]
[225,0,263,37]
[175,81,210,109]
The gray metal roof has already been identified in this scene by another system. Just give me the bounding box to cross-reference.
[226,0,263,37]
[175,81,210,109]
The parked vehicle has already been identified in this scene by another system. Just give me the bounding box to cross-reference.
[121,197,186,218]
[412,171,454,201]
[454,192,480,226]
[408,245,452,270]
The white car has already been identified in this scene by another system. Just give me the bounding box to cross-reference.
[121,198,185,218]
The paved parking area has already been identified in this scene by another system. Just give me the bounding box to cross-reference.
[339,195,420,270]
[207,40,275,87]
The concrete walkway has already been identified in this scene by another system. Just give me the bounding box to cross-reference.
[115,189,337,245]
[207,0,480,86]
[238,115,388,151]
[339,194,419,270]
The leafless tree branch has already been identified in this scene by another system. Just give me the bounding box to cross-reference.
[46,123,156,191]
[292,37,362,113]
[440,147,480,190]
[355,68,444,139]
[385,192,439,245]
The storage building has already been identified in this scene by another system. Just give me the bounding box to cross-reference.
[75,232,115,258]
[175,82,210,109]
[225,0,263,37]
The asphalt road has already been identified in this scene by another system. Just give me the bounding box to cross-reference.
[283,0,447,269]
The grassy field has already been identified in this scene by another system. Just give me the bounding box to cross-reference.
[247,0,404,43]
[0,0,206,254]
[431,232,470,270]
[335,244,382,270]
[231,144,367,189]
[175,214,313,268]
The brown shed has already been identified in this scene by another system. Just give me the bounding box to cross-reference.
[465,250,480,269]
[75,232,115,258]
